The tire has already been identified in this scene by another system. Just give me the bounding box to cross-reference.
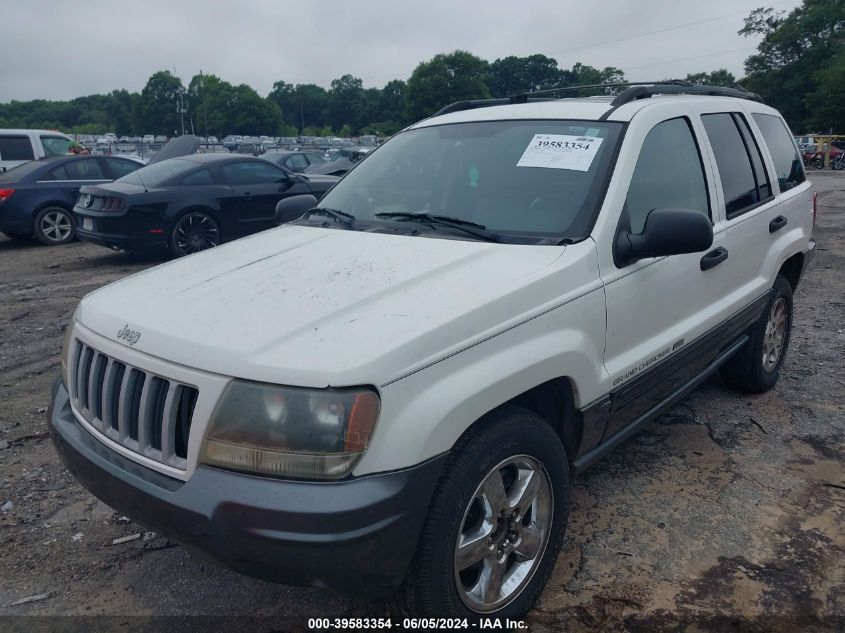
[833,157,845,171]
[813,156,824,170]
[33,206,75,245]
[720,275,793,393]
[168,211,220,257]
[395,407,570,620]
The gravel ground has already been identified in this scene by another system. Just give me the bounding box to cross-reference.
[0,172,842,632]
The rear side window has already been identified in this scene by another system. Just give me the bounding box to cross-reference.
[752,113,806,192]
[46,165,71,180]
[0,136,35,161]
[64,159,105,180]
[625,117,710,234]
[702,113,771,219]
[180,169,215,186]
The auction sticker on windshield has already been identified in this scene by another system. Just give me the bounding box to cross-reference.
[516,134,603,171]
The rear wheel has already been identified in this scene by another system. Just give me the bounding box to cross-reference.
[395,407,570,619]
[169,211,220,257]
[720,275,793,393]
[33,206,75,245]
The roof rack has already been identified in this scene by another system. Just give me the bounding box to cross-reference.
[431,80,762,117]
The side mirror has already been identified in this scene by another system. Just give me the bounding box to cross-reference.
[275,194,318,225]
[615,208,713,266]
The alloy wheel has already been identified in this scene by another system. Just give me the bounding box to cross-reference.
[173,213,219,255]
[762,297,787,373]
[453,454,552,613]
[40,210,73,243]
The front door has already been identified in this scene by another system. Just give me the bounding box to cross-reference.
[220,160,298,235]
[600,116,735,440]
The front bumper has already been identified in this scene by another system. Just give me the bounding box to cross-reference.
[48,379,446,598]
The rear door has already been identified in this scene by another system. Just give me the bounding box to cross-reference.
[38,158,111,208]
[698,110,811,313]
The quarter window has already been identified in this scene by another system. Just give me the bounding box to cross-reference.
[625,117,709,235]
[0,136,35,161]
[222,161,286,185]
[752,113,806,192]
[702,113,770,218]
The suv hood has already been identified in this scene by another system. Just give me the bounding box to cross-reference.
[77,226,588,387]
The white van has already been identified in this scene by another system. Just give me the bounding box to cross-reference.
[0,129,74,172]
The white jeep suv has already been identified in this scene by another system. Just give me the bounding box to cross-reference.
[49,83,815,619]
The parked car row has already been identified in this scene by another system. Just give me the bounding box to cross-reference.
[0,148,339,255]
[0,155,144,244]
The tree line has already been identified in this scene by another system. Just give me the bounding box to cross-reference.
[0,0,840,137]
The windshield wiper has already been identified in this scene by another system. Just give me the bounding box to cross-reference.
[374,212,500,243]
[302,207,356,228]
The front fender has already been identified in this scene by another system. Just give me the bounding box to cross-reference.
[353,286,608,475]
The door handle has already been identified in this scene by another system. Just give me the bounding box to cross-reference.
[700,246,729,271]
[769,215,788,233]
[242,192,252,199]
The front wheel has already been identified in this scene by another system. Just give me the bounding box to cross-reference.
[833,157,845,171]
[395,407,570,619]
[720,275,793,393]
[169,211,220,257]
[33,206,75,245]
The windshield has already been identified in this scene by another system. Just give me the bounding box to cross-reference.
[317,119,622,241]
[116,158,195,188]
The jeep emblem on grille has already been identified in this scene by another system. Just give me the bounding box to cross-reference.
[116,324,141,346]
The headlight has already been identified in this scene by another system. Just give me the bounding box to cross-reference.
[200,380,380,479]
[60,318,76,388]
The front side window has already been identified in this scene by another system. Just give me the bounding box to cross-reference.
[180,169,215,186]
[64,158,105,180]
[41,136,72,157]
[702,113,769,218]
[624,117,709,235]
[0,136,35,161]
[752,113,806,192]
[106,158,142,179]
[222,161,286,185]
[317,119,623,241]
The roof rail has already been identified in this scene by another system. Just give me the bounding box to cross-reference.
[432,97,555,117]
[609,83,762,107]
[431,80,762,118]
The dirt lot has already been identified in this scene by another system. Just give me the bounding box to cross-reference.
[0,173,842,632]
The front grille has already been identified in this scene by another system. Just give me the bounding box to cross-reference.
[68,339,199,469]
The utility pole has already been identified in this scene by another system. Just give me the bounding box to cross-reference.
[200,70,209,141]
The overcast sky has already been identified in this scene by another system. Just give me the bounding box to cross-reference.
[1,0,801,102]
